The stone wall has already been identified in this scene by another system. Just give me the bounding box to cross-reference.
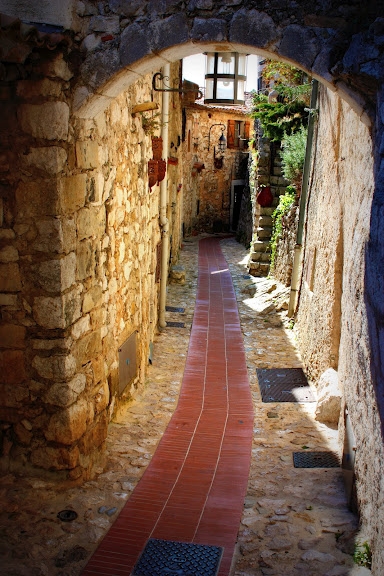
[182,104,249,234]
[0,55,182,480]
[296,85,384,573]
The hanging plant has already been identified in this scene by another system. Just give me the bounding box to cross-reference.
[141,112,163,135]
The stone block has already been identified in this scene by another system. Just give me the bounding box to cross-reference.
[89,15,120,34]
[23,147,67,175]
[109,0,143,17]
[18,102,69,141]
[119,23,150,67]
[32,353,77,381]
[170,265,186,285]
[40,55,73,81]
[0,294,18,306]
[31,444,80,470]
[0,246,18,262]
[83,285,103,313]
[33,286,82,329]
[0,324,26,348]
[77,206,106,240]
[0,350,26,387]
[230,9,277,48]
[78,411,108,455]
[33,218,76,254]
[14,421,33,445]
[76,240,96,281]
[93,380,110,414]
[149,13,189,52]
[35,252,76,293]
[315,368,342,425]
[59,174,87,214]
[16,181,60,219]
[0,263,21,292]
[76,140,100,169]
[45,397,88,445]
[87,171,104,204]
[191,17,226,42]
[16,78,62,99]
[43,373,86,407]
[72,315,91,340]
[279,24,321,72]
[75,330,102,368]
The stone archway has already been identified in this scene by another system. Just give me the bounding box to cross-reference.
[1,5,384,566]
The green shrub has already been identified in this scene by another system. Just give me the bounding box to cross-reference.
[270,187,296,271]
[281,126,308,191]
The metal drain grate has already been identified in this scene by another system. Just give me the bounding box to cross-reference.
[293,451,340,468]
[165,306,185,313]
[256,368,316,402]
[166,321,185,328]
[133,538,223,576]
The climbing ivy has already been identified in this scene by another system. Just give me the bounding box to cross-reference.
[269,187,296,272]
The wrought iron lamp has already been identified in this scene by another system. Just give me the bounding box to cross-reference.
[207,123,226,169]
[204,52,247,105]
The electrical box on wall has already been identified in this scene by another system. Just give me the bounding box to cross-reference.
[118,331,138,395]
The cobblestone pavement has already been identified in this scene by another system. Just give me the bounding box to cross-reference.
[0,236,366,576]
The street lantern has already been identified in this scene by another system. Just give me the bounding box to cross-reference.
[204,52,247,105]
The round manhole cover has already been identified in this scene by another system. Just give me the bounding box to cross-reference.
[57,509,78,522]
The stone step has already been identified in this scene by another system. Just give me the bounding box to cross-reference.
[256,226,273,239]
[260,207,275,216]
[252,240,271,253]
[249,261,270,277]
[250,251,271,263]
[259,215,273,227]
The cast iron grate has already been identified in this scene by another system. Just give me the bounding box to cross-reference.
[165,306,185,313]
[132,538,223,576]
[256,368,316,402]
[293,451,340,468]
[166,321,185,328]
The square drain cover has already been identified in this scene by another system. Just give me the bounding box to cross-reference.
[166,306,185,313]
[256,368,316,402]
[133,538,223,576]
[166,321,185,328]
[293,451,340,468]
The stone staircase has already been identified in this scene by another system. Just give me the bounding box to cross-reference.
[248,149,288,277]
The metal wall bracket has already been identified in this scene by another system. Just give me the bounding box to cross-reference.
[152,72,203,99]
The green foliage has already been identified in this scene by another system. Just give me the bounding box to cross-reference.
[251,64,311,142]
[270,188,296,271]
[353,541,372,569]
[261,60,308,87]
[141,112,162,135]
[281,125,308,190]
[251,93,308,141]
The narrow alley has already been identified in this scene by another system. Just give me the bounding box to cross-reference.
[1,236,363,576]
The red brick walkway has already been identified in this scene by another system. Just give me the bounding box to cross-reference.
[82,237,254,575]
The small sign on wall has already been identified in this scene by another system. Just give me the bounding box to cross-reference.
[118,331,138,395]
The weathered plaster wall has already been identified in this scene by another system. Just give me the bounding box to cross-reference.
[182,104,249,234]
[296,86,384,573]
[0,55,182,480]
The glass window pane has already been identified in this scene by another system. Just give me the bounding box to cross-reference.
[216,80,234,100]
[237,80,245,101]
[238,55,247,76]
[205,78,214,99]
[206,54,215,74]
[217,53,235,75]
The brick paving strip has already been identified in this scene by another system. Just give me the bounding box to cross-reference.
[82,237,254,576]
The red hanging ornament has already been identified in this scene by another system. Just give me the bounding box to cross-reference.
[148,159,158,189]
[256,185,273,207]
